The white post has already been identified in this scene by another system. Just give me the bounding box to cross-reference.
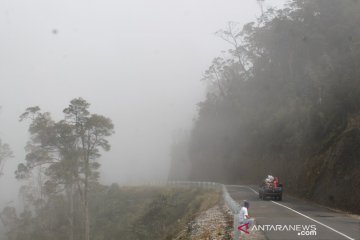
[233,211,239,240]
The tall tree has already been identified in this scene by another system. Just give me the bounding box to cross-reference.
[15,98,114,240]
[63,98,114,240]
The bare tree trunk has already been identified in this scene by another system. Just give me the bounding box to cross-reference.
[84,158,90,240]
[68,184,74,240]
[85,201,89,240]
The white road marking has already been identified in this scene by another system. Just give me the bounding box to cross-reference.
[270,200,355,240]
[245,186,355,240]
[246,186,259,195]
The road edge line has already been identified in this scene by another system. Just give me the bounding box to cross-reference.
[246,186,355,240]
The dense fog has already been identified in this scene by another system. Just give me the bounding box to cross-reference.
[3,1,360,239]
[0,0,283,209]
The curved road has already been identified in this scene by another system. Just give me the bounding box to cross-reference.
[227,185,360,240]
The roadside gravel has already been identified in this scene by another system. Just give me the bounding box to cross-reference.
[175,203,266,240]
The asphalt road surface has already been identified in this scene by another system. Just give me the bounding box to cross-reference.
[227,185,360,240]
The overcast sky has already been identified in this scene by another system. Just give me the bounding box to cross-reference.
[0,0,284,206]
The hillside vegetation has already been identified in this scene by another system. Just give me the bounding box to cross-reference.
[170,0,360,213]
[90,185,220,240]
[1,185,220,240]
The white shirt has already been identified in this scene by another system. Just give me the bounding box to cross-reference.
[239,206,249,222]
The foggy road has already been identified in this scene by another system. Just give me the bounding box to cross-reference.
[227,185,360,240]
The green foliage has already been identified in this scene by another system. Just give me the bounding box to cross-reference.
[1,185,219,240]
[0,140,13,177]
[12,98,114,240]
[90,186,219,240]
[180,0,360,186]
[0,106,13,177]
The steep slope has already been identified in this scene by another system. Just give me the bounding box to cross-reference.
[169,0,360,214]
[300,125,360,213]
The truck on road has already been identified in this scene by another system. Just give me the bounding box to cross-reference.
[259,176,283,201]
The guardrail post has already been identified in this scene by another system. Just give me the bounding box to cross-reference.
[220,184,241,240]
[233,209,239,240]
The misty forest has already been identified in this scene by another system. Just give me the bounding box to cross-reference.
[1,0,360,239]
[171,0,360,213]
